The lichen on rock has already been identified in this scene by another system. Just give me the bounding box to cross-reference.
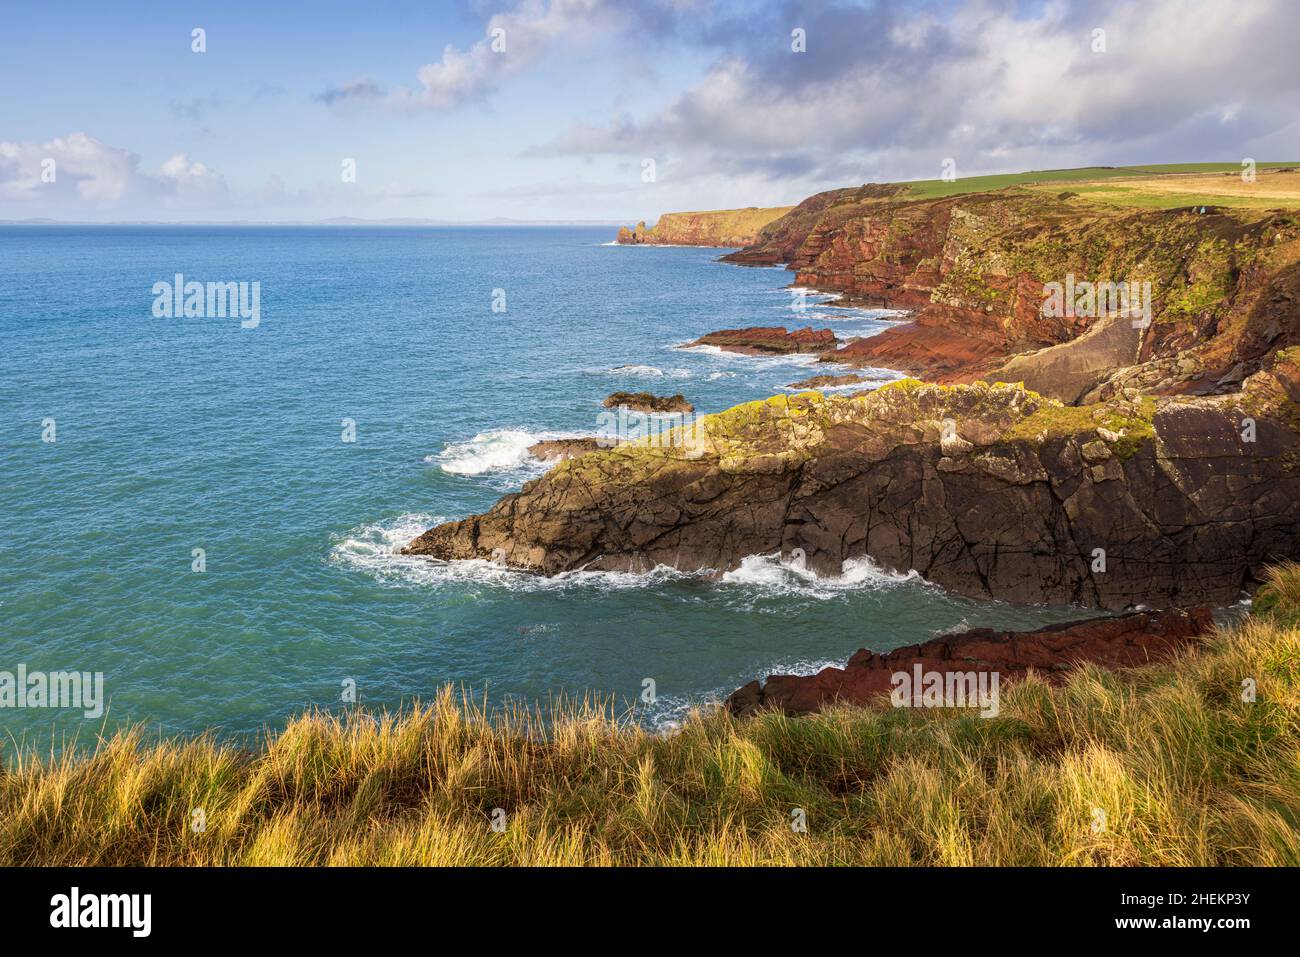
[404,376,1300,609]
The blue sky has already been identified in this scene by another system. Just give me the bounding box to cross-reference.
[3,0,1298,221]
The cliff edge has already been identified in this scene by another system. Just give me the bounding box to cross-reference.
[616,206,794,247]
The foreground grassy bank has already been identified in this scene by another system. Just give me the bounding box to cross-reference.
[4,566,1299,866]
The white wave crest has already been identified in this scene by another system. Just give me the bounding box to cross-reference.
[673,342,825,368]
[720,553,923,598]
[330,513,699,592]
[431,428,594,477]
[587,363,663,377]
[584,364,693,379]
[332,517,928,601]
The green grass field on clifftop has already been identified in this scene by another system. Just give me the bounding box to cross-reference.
[902,162,1300,205]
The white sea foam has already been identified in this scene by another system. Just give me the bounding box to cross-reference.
[720,552,923,598]
[642,652,857,733]
[332,515,929,602]
[329,512,543,589]
[781,366,908,393]
[584,363,693,379]
[674,342,825,368]
[330,513,697,592]
[783,285,842,301]
[807,308,910,323]
[598,364,664,377]
[431,428,595,477]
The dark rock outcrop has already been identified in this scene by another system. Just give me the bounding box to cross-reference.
[603,391,694,414]
[404,362,1300,610]
[528,438,607,462]
[724,607,1214,717]
[688,326,838,355]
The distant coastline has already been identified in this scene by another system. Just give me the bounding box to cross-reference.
[0,217,628,227]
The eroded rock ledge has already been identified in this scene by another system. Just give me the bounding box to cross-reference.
[404,355,1300,610]
[687,326,838,355]
[725,607,1214,718]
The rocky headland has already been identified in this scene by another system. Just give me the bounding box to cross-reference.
[409,179,1300,622]
[405,356,1300,609]
[722,185,1300,402]
[616,206,793,247]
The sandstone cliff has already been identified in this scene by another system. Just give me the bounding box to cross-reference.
[724,187,1300,403]
[616,206,794,247]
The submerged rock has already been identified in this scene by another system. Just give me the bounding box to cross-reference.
[527,438,607,462]
[688,326,838,355]
[786,372,873,390]
[725,607,1214,718]
[602,391,694,414]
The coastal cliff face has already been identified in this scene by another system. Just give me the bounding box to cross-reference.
[404,354,1300,610]
[408,184,1300,613]
[725,187,1300,403]
[616,206,794,247]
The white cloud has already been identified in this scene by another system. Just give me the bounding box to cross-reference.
[322,0,635,112]
[158,154,227,197]
[533,0,1300,190]
[0,133,228,208]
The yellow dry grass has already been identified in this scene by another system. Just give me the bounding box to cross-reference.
[1033,169,1300,209]
[3,566,1298,866]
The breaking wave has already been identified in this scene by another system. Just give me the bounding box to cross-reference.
[719,553,925,598]
[332,520,930,603]
[583,363,693,379]
[430,428,595,478]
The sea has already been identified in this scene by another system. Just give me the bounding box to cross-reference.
[0,225,1093,746]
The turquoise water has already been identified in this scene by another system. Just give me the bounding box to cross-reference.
[1,225,1089,745]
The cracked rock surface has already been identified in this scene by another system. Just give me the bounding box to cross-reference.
[405,358,1300,610]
